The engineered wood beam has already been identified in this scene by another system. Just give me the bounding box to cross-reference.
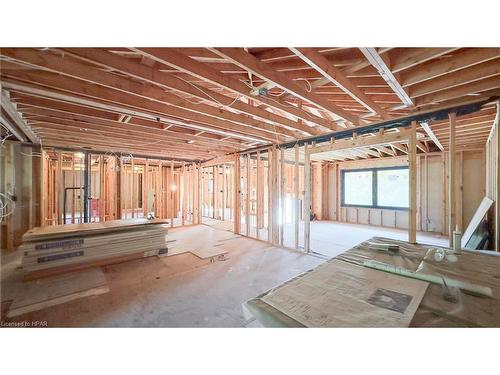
[2,80,271,144]
[420,121,444,151]
[360,48,413,107]
[409,59,500,98]
[61,48,322,137]
[1,90,39,143]
[290,48,390,119]
[401,48,500,86]
[390,48,460,73]
[209,48,360,125]
[0,50,292,141]
[415,76,500,107]
[132,48,340,131]
[308,128,411,155]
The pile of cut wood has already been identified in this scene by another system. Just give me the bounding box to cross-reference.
[21,219,169,280]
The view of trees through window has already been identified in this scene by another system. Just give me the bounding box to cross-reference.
[341,167,409,209]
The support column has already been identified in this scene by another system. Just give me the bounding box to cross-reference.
[294,143,299,249]
[408,121,417,244]
[448,112,456,247]
[83,152,90,223]
[233,156,241,234]
[304,143,311,252]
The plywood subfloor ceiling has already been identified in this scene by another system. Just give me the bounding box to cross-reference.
[1,48,499,161]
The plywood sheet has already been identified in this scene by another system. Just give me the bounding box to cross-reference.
[261,259,428,327]
[7,268,109,318]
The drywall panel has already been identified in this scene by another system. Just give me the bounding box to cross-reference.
[425,155,445,233]
[462,151,486,230]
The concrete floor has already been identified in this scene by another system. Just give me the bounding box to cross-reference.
[0,220,448,327]
[1,225,323,327]
[308,221,449,258]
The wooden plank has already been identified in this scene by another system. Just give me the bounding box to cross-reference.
[246,154,250,236]
[134,48,341,131]
[408,121,417,243]
[99,155,105,222]
[360,48,413,107]
[291,48,390,119]
[233,156,241,234]
[7,268,109,318]
[304,143,311,252]
[294,143,300,249]
[210,48,359,126]
[449,112,457,247]
[309,129,411,156]
[462,197,494,247]
[170,160,174,227]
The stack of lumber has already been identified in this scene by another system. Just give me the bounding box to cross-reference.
[20,219,169,280]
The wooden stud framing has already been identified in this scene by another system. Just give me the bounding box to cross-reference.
[233,156,241,234]
[408,120,417,244]
[448,112,457,247]
[294,143,300,249]
[303,143,311,252]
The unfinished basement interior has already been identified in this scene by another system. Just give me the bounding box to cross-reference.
[1,46,500,328]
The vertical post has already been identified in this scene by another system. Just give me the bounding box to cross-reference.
[83,152,90,223]
[170,160,174,227]
[448,112,456,247]
[294,143,299,249]
[222,164,226,221]
[303,143,311,252]
[99,155,105,222]
[130,157,135,219]
[246,154,250,236]
[495,101,500,252]
[39,149,45,226]
[116,157,122,219]
[213,165,217,219]
[197,162,202,224]
[182,162,186,225]
[279,148,285,246]
[71,153,76,224]
[143,160,149,218]
[57,153,62,224]
[408,121,417,244]
[256,151,261,240]
[233,156,241,234]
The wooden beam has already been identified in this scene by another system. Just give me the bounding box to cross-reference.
[290,48,390,119]
[408,120,417,244]
[303,143,311,252]
[415,76,500,107]
[2,80,269,144]
[61,48,322,137]
[1,90,38,142]
[359,48,413,107]
[132,48,339,131]
[448,112,457,247]
[294,143,300,250]
[308,129,412,155]
[0,48,295,141]
[420,121,444,151]
[233,155,241,234]
[401,48,500,86]
[409,59,500,98]
[209,48,360,125]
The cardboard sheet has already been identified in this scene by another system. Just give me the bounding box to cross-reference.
[261,259,428,327]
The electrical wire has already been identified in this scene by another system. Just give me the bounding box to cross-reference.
[175,75,242,109]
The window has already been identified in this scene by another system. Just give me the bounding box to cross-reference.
[341,167,409,210]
